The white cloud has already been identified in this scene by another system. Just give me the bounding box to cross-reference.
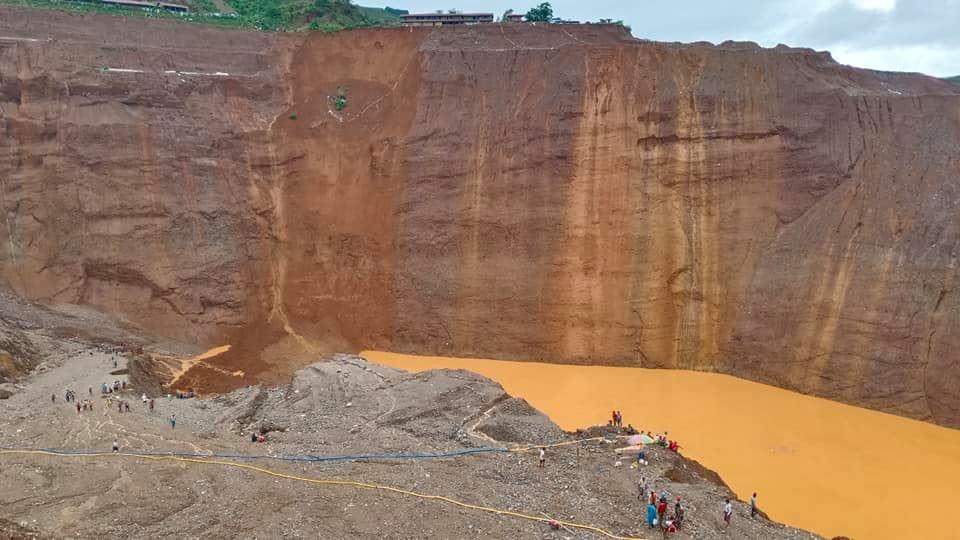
[831,43,960,75]
[850,0,897,11]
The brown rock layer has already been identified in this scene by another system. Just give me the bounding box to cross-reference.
[0,7,958,426]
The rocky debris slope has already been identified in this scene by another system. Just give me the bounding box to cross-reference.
[210,354,566,453]
[0,352,819,539]
[0,287,162,395]
[1,6,958,426]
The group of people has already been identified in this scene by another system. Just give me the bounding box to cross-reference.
[57,369,162,420]
[142,394,156,412]
[628,419,759,534]
[100,380,125,395]
[644,488,684,532]
[74,398,96,413]
[639,470,759,533]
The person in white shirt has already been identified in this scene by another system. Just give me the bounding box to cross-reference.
[538,447,545,467]
[723,499,733,526]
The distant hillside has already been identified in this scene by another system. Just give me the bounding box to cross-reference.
[945,75,960,86]
[228,0,403,31]
[0,0,404,31]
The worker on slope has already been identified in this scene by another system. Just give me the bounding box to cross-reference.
[646,500,657,528]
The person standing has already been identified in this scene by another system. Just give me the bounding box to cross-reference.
[637,475,647,501]
[750,492,758,518]
[149,399,155,413]
[646,501,657,528]
[112,439,119,453]
[657,498,667,527]
[675,497,685,530]
[170,414,176,429]
[538,447,545,467]
[723,499,733,527]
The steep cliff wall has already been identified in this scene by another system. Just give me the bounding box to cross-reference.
[0,8,293,347]
[1,7,958,426]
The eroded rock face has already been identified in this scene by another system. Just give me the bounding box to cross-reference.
[0,7,958,426]
[0,9,291,346]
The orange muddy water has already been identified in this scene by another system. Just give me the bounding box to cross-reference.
[361,350,960,540]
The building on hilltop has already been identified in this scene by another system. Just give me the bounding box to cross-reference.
[401,12,495,26]
[505,13,524,22]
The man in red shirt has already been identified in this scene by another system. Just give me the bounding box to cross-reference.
[657,499,668,526]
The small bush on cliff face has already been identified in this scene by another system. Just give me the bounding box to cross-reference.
[331,87,348,111]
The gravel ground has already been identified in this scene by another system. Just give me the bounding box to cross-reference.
[0,352,820,539]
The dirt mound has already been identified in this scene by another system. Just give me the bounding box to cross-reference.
[474,397,566,444]
[213,356,563,451]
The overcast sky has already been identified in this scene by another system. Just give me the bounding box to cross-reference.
[364,0,960,77]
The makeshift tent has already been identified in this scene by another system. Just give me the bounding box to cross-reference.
[627,434,647,446]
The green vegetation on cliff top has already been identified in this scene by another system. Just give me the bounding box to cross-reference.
[0,0,405,31]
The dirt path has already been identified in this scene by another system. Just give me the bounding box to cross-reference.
[0,351,216,454]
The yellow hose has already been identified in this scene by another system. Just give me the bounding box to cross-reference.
[0,448,644,540]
